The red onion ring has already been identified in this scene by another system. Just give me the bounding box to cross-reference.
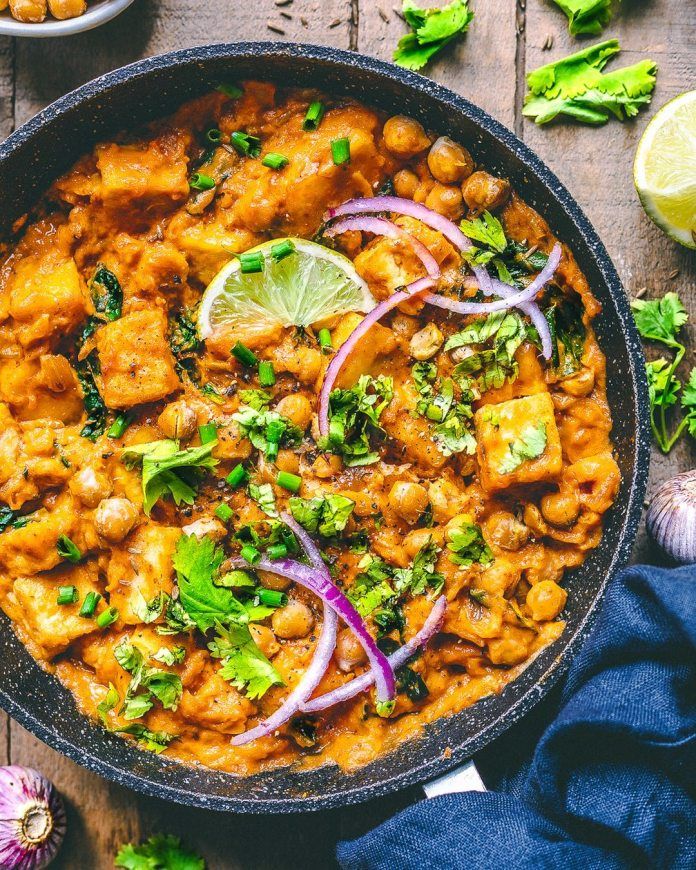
[317,275,434,438]
[325,195,493,295]
[227,555,397,707]
[301,595,447,714]
[231,515,337,746]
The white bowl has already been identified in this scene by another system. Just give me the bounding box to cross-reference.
[0,0,135,36]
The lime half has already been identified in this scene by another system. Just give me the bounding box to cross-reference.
[634,90,696,249]
[198,238,375,340]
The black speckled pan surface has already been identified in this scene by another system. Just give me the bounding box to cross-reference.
[0,43,650,813]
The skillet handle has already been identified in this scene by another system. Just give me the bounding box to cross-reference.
[423,759,486,799]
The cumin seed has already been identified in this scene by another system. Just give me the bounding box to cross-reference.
[378,6,389,22]
[329,17,342,28]
[267,21,285,33]
[669,269,679,279]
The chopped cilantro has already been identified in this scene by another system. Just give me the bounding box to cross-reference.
[523,39,657,126]
[151,646,186,666]
[498,422,548,475]
[393,539,445,596]
[551,0,612,36]
[238,388,272,410]
[169,308,201,383]
[232,405,302,458]
[114,639,183,718]
[90,265,122,322]
[56,534,82,564]
[447,311,527,392]
[322,375,394,466]
[393,0,474,71]
[248,482,278,518]
[115,834,204,870]
[460,211,507,252]
[348,558,397,618]
[76,349,107,441]
[289,494,355,537]
[411,364,476,456]
[121,439,218,515]
[209,621,283,700]
[97,683,120,725]
[542,288,586,377]
[447,518,493,567]
[113,726,177,756]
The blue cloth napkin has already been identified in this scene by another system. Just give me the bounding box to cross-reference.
[337,564,696,869]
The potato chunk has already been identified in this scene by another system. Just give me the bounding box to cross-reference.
[474,392,562,492]
[9,258,89,347]
[106,525,180,625]
[96,309,180,409]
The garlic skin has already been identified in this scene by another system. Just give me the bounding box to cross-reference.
[646,470,696,564]
[0,767,66,869]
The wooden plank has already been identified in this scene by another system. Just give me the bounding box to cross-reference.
[523,0,696,561]
[357,1,519,130]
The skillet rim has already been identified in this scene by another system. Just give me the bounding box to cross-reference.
[0,41,650,813]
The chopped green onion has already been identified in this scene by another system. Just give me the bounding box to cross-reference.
[205,127,223,144]
[57,585,78,606]
[257,588,287,607]
[79,591,101,619]
[239,251,264,274]
[270,240,295,262]
[266,419,285,444]
[266,442,279,462]
[226,464,250,488]
[107,413,132,439]
[189,172,215,191]
[215,502,234,523]
[57,534,82,564]
[318,328,332,351]
[262,152,289,170]
[426,403,443,422]
[276,470,302,493]
[331,137,351,166]
[232,341,259,367]
[217,83,243,98]
[303,100,325,130]
[97,607,119,629]
[199,422,218,444]
[266,544,288,561]
[230,131,262,157]
[241,545,261,565]
[258,360,276,387]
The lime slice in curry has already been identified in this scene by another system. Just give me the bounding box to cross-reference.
[198,237,376,340]
[634,90,696,250]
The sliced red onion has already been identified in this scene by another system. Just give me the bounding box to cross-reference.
[0,766,66,870]
[318,275,434,438]
[325,195,492,294]
[231,514,338,746]
[227,555,397,707]
[302,595,447,714]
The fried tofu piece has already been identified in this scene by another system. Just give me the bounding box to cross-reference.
[5,565,101,659]
[9,257,89,347]
[96,309,180,409]
[474,392,562,492]
[106,525,180,624]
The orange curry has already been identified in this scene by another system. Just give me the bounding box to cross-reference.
[0,82,620,774]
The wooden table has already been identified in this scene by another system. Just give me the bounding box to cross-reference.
[0,1,694,866]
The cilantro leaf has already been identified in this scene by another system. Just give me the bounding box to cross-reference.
[248,482,278,518]
[115,834,204,870]
[114,639,183,718]
[97,683,120,726]
[323,375,394,466]
[393,539,444,596]
[447,518,493,567]
[459,211,507,252]
[681,368,696,438]
[173,534,231,633]
[122,439,218,515]
[411,364,477,456]
[498,422,548,474]
[289,494,355,537]
[232,406,302,457]
[646,359,681,411]
[348,558,398,618]
[523,39,657,126]
[90,265,122,322]
[448,311,528,391]
[209,622,283,700]
[394,0,473,71]
[551,0,612,36]
[631,292,688,348]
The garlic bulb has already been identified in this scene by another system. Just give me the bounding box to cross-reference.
[0,767,66,869]
[646,470,696,564]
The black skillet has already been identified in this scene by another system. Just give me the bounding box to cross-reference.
[0,43,650,813]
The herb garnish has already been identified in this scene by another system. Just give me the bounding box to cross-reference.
[115,834,204,869]
[393,0,474,71]
[446,311,528,392]
[498,422,548,475]
[551,0,612,36]
[76,349,107,441]
[289,494,355,538]
[323,375,394,466]
[90,265,122,322]
[114,640,183,719]
[411,364,477,456]
[446,518,494,567]
[542,287,586,377]
[232,405,302,460]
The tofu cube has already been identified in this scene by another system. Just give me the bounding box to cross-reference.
[96,309,180,409]
[474,392,562,492]
[333,313,397,388]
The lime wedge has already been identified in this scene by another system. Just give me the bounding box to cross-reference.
[198,238,375,340]
[634,90,696,249]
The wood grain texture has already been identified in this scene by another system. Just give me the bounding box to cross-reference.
[1,0,695,865]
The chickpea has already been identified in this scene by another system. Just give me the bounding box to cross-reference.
[526,580,567,621]
[487,511,530,551]
[312,454,343,479]
[462,170,511,215]
[250,624,280,658]
[561,367,595,398]
[9,0,46,21]
[272,599,315,640]
[388,481,429,525]
[424,183,465,221]
[403,526,443,560]
[94,497,138,543]
[275,449,300,474]
[275,394,313,430]
[181,517,227,541]
[409,323,444,361]
[487,625,533,666]
[258,569,292,592]
[428,479,467,523]
[69,467,112,508]
[382,115,431,159]
[540,485,580,527]
[393,168,420,200]
[427,136,474,184]
[158,400,197,440]
[335,628,368,672]
[48,0,85,17]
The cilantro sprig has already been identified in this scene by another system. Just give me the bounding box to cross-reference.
[523,39,657,126]
[289,494,355,538]
[393,0,473,71]
[115,834,205,870]
[411,363,477,456]
[631,292,696,453]
[551,0,612,36]
[323,374,394,466]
